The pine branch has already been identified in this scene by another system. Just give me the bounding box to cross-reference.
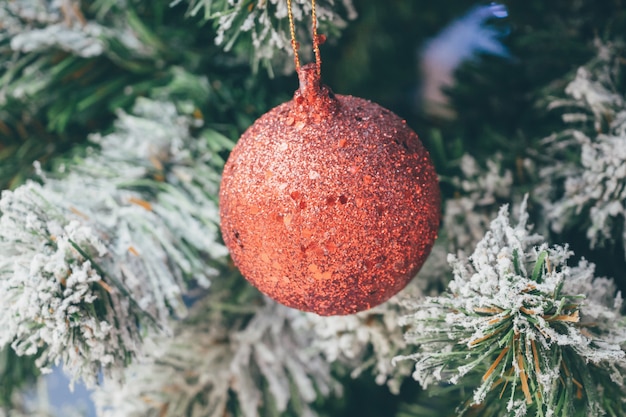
[179,0,357,74]
[92,278,339,417]
[302,281,422,394]
[0,98,232,387]
[0,346,39,408]
[536,41,626,257]
[0,1,150,188]
[395,197,626,417]
[0,0,259,189]
[442,153,520,253]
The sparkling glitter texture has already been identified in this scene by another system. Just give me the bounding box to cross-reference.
[219,64,441,316]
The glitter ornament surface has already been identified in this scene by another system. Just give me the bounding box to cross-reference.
[219,64,440,315]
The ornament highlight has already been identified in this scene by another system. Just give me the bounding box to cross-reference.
[219,64,440,315]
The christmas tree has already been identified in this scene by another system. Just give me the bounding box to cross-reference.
[1,1,626,416]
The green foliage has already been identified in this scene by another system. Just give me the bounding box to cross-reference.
[179,0,356,74]
[2,0,626,416]
[0,0,278,189]
[396,201,626,417]
[92,272,339,417]
[0,347,39,409]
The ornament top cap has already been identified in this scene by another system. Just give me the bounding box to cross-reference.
[293,63,338,119]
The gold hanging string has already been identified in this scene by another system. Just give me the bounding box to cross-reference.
[311,0,321,75]
[287,0,322,74]
[287,0,301,71]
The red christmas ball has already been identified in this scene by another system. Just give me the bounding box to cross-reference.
[219,64,440,315]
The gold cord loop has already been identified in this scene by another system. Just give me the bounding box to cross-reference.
[311,0,321,75]
[287,0,322,74]
[287,0,301,71]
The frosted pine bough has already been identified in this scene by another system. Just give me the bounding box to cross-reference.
[539,41,626,256]
[93,293,338,417]
[0,186,135,385]
[0,98,230,386]
[301,283,421,394]
[395,198,626,416]
[443,153,516,251]
[1,0,152,104]
[2,0,105,59]
[181,0,356,71]
[1,0,159,59]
